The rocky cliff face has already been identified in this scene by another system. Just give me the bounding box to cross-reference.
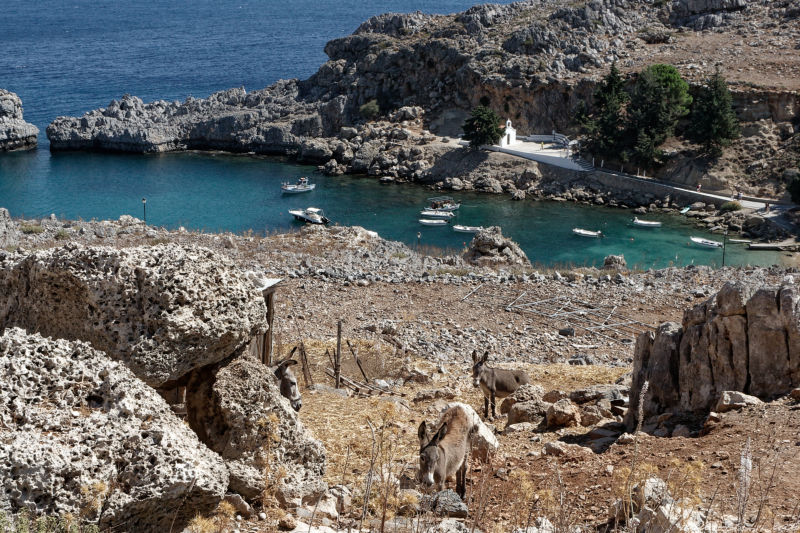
[0,243,267,387]
[626,280,800,429]
[0,328,229,530]
[0,90,38,151]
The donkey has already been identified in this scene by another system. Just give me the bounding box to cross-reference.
[471,350,529,420]
[417,404,473,498]
[272,358,302,412]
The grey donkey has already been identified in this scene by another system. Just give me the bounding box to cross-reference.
[471,350,529,419]
[417,404,473,498]
[272,358,302,412]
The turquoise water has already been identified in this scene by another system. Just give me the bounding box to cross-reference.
[0,151,782,269]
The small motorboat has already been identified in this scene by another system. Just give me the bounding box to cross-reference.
[633,217,662,228]
[289,207,329,225]
[420,209,455,219]
[680,206,691,214]
[573,228,602,238]
[419,218,449,226]
[282,176,315,194]
[690,236,722,248]
[427,195,461,211]
[453,225,485,233]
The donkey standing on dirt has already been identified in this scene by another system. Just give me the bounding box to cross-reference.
[418,404,474,498]
[471,350,529,419]
[272,358,302,412]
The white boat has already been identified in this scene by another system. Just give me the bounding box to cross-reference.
[633,217,662,228]
[679,206,691,214]
[690,236,722,248]
[419,218,449,226]
[281,176,315,194]
[427,195,460,211]
[729,239,752,244]
[572,228,602,238]
[420,209,455,219]
[453,225,485,233]
[289,207,329,225]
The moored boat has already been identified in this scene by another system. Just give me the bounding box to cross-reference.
[690,236,722,248]
[633,217,662,227]
[453,225,484,233]
[679,206,691,214]
[420,209,455,219]
[572,228,602,238]
[289,207,329,224]
[427,195,460,211]
[281,176,315,193]
[419,218,449,226]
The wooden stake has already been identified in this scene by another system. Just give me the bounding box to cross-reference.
[347,339,369,382]
[335,320,342,389]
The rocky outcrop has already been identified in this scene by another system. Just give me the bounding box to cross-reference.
[0,90,38,151]
[463,226,530,268]
[0,243,267,387]
[626,281,800,429]
[0,208,19,249]
[186,353,327,505]
[0,328,228,530]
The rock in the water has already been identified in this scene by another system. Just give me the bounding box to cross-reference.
[0,207,20,249]
[0,90,38,151]
[463,226,530,267]
[0,243,268,387]
[186,353,326,505]
[0,328,228,530]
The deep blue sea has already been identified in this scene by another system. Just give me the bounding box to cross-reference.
[0,0,785,268]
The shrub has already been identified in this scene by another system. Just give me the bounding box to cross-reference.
[720,201,742,212]
[54,229,70,241]
[359,99,380,120]
[462,105,503,149]
[20,224,44,234]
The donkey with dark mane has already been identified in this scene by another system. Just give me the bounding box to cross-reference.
[272,357,302,412]
[471,350,529,419]
[417,404,474,498]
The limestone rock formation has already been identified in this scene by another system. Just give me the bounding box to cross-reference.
[626,281,800,429]
[0,208,19,249]
[463,226,530,268]
[0,328,228,530]
[0,90,38,151]
[186,353,327,505]
[0,243,267,387]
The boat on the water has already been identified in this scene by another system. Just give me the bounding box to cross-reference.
[572,228,602,238]
[281,176,315,194]
[729,238,752,244]
[420,209,455,219]
[419,218,449,226]
[680,206,691,214]
[690,236,722,248]
[453,225,485,233]
[427,195,461,211]
[633,217,662,228]
[289,207,329,225]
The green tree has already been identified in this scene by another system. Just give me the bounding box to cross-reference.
[584,62,628,157]
[359,99,380,120]
[626,64,692,166]
[689,69,740,156]
[462,106,503,149]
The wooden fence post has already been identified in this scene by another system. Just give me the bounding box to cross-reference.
[335,320,342,389]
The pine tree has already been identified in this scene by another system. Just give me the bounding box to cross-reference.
[626,64,692,166]
[690,69,740,156]
[462,106,503,149]
[585,62,629,157]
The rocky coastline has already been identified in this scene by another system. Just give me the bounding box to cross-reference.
[0,90,38,152]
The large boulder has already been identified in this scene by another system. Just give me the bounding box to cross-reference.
[186,353,327,505]
[0,328,228,530]
[0,90,38,151]
[0,207,19,249]
[463,226,530,268]
[626,281,800,429]
[0,243,267,387]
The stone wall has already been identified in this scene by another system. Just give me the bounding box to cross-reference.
[626,281,800,429]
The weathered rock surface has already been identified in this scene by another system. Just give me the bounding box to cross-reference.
[186,353,326,505]
[463,226,530,267]
[0,243,267,387]
[0,328,228,530]
[0,90,38,151]
[500,383,545,414]
[0,208,19,249]
[546,399,582,428]
[626,281,800,429]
